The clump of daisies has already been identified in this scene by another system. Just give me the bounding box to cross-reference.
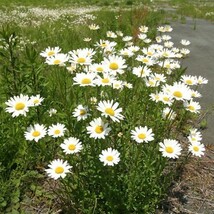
[5,94,44,117]
[5,22,208,213]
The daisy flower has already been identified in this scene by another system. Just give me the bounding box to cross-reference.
[5,94,31,117]
[167,82,192,101]
[112,80,124,90]
[190,89,202,98]
[138,33,147,40]
[157,26,166,32]
[69,49,93,65]
[154,73,166,83]
[162,35,172,41]
[40,46,61,58]
[119,48,134,57]
[90,97,98,104]
[83,37,92,42]
[159,92,173,106]
[89,63,108,73]
[150,93,161,103]
[159,139,182,159]
[48,108,57,116]
[157,48,175,58]
[156,36,162,43]
[24,124,47,142]
[144,38,151,44]
[131,126,154,143]
[45,159,72,180]
[164,25,173,32]
[73,72,97,87]
[145,77,160,87]
[162,107,177,120]
[60,137,83,154]
[164,41,174,48]
[136,55,155,66]
[128,45,140,53]
[95,39,117,50]
[45,53,69,66]
[73,105,90,121]
[116,31,123,37]
[106,31,117,38]
[180,39,191,46]
[181,75,197,86]
[99,148,120,166]
[184,100,201,113]
[95,74,115,86]
[30,94,44,106]
[180,48,190,55]
[48,123,66,138]
[197,76,208,85]
[188,142,205,157]
[142,47,156,57]
[97,100,124,122]
[139,25,148,33]
[132,66,151,78]
[188,129,202,143]
[86,117,111,139]
[122,36,132,42]
[66,63,77,73]
[88,24,100,30]
[103,55,127,75]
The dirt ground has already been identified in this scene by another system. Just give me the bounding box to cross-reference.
[159,145,214,214]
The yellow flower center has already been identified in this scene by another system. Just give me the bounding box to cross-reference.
[147,51,153,56]
[163,97,169,102]
[80,109,86,115]
[143,58,149,63]
[173,91,183,98]
[47,51,55,56]
[109,62,119,70]
[77,57,86,63]
[53,59,61,65]
[81,78,91,84]
[68,144,76,151]
[96,67,104,72]
[102,78,110,84]
[163,52,169,57]
[55,166,64,174]
[149,80,155,86]
[95,125,104,134]
[166,64,171,69]
[33,99,40,104]
[188,105,195,111]
[138,133,146,139]
[186,80,193,85]
[106,155,114,161]
[32,131,41,137]
[101,43,107,47]
[193,146,199,152]
[54,129,61,135]
[105,108,115,116]
[165,146,174,153]
[15,102,25,110]
[155,95,160,100]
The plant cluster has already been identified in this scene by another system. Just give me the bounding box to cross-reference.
[0,10,208,214]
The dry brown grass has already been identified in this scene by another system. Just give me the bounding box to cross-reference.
[159,145,214,214]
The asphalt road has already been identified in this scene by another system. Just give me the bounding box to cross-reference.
[170,17,214,144]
